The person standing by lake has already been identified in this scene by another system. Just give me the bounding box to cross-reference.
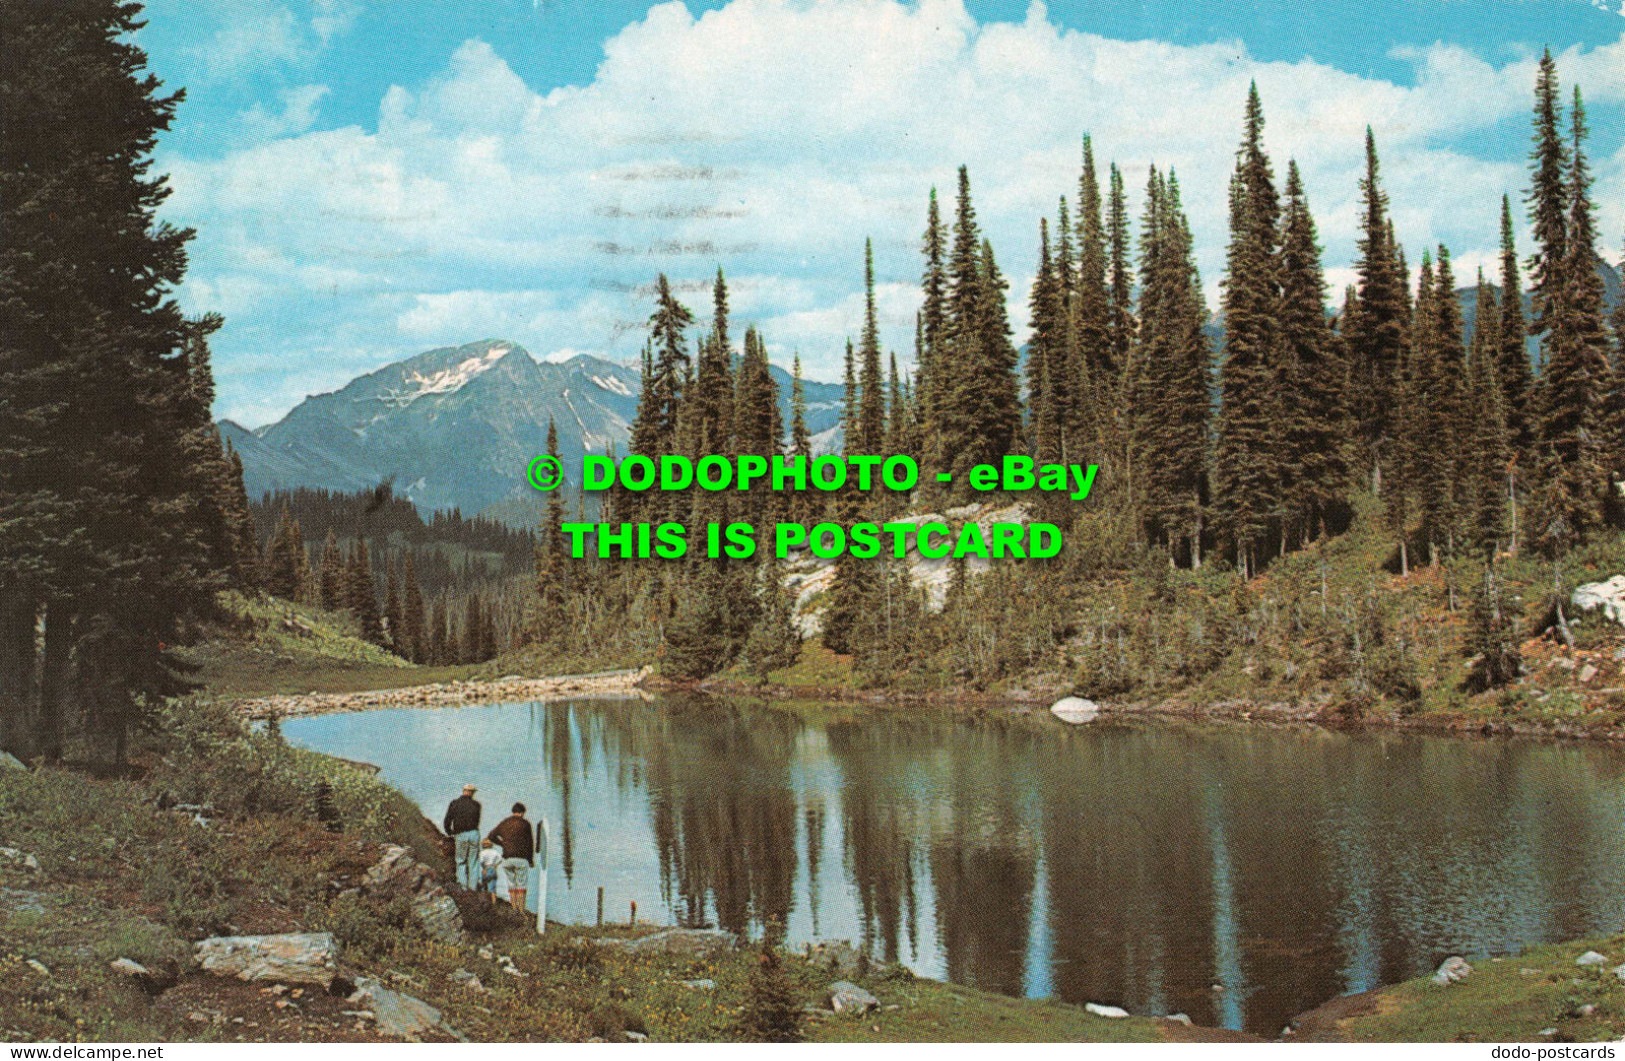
[487,802,534,914]
[443,784,482,890]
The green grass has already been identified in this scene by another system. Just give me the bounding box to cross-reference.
[1317,934,1625,1042]
[178,592,497,699]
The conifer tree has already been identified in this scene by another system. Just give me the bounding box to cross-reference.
[1105,163,1134,381]
[318,529,344,609]
[347,536,382,643]
[383,557,402,653]
[951,239,1022,480]
[855,240,887,456]
[221,442,264,590]
[1532,87,1612,550]
[1132,169,1210,564]
[1413,247,1467,564]
[402,553,426,663]
[1464,270,1510,558]
[1525,49,1569,345]
[1071,136,1111,456]
[1027,217,1064,463]
[1344,129,1409,493]
[1277,160,1349,545]
[1497,196,1533,449]
[1212,84,1283,577]
[643,275,695,452]
[691,268,736,457]
[919,187,948,446]
[535,417,569,636]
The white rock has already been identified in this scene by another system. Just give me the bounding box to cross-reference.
[1164,1013,1193,1026]
[1085,1003,1131,1019]
[195,932,340,988]
[0,752,25,771]
[1050,697,1101,724]
[1576,951,1608,966]
[1613,964,1625,983]
[1574,576,1625,628]
[828,981,880,1014]
[1432,956,1473,985]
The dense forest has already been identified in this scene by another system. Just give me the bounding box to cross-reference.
[526,52,1625,695]
[252,486,534,666]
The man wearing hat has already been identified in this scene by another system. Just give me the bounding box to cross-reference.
[443,784,482,890]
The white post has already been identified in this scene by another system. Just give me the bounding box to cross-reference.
[536,816,550,936]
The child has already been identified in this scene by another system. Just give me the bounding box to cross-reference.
[477,839,503,904]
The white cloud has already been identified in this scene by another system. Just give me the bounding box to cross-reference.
[240,83,331,138]
[167,0,1625,426]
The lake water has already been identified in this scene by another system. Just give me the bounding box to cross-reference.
[284,695,1625,1035]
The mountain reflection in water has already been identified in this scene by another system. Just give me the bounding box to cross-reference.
[285,695,1625,1035]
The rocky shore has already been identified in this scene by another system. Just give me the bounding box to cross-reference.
[235,667,653,720]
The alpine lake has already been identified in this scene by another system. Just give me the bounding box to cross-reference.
[284,694,1625,1036]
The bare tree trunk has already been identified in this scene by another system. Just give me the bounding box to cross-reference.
[37,600,74,762]
[0,588,38,760]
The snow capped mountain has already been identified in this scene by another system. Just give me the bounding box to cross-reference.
[222,338,844,519]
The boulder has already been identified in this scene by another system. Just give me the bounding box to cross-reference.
[1050,697,1101,724]
[195,932,340,988]
[1085,1003,1130,1019]
[601,928,737,958]
[828,981,880,1014]
[1574,576,1625,628]
[1613,964,1625,983]
[1577,951,1609,966]
[1164,1013,1193,1026]
[349,976,460,1041]
[0,751,25,771]
[680,978,716,991]
[363,845,465,945]
[1432,956,1473,985]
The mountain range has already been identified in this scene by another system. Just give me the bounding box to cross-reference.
[220,340,845,520]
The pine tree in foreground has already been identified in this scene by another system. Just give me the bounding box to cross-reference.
[736,936,803,1043]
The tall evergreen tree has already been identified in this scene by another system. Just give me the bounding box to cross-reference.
[1276,160,1348,546]
[1464,270,1510,558]
[1131,169,1210,564]
[919,187,948,447]
[1212,84,1283,577]
[347,536,382,643]
[1532,86,1612,550]
[1105,162,1134,381]
[1497,196,1533,450]
[1027,217,1065,463]
[1071,136,1111,456]
[1525,48,1569,345]
[855,240,887,455]
[1344,129,1409,493]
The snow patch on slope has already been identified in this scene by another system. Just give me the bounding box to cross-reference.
[591,374,633,397]
[380,345,511,407]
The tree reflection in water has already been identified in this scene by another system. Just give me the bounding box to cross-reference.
[290,697,1625,1035]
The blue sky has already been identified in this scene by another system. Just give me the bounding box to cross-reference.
[134,0,1625,426]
